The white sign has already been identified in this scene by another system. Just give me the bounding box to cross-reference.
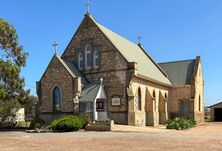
[73,98,79,104]
[112,97,120,105]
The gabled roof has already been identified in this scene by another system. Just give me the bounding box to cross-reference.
[158,59,196,86]
[79,84,100,102]
[63,60,88,85]
[55,54,88,85]
[87,14,172,86]
[208,102,222,108]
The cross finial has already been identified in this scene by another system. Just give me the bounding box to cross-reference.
[100,77,103,86]
[52,41,58,54]
[138,35,142,44]
[85,0,90,14]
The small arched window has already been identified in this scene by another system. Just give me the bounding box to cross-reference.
[137,87,142,111]
[153,90,156,111]
[53,87,61,111]
[153,90,156,98]
[199,95,201,111]
[93,50,99,69]
[85,44,92,69]
[78,53,83,70]
[165,93,168,99]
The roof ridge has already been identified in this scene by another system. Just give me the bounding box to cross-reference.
[138,44,169,78]
[96,23,138,47]
[55,54,76,78]
[87,14,138,48]
[61,13,172,86]
[90,15,172,86]
[208,102,222,108]
[63,60,89,85]
[159,59,195,64]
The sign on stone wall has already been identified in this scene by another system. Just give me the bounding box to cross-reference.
[112,97,120,106]
[73,98,79,104]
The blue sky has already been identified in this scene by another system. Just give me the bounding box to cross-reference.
[1,0,222,106]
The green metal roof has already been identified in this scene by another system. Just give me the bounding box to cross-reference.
[89,15,172,86]
[63,60,88,85]
[159,59,196,86]
[56,54,88,85]
[79,84,100,102]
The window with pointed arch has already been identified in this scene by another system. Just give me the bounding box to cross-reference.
[199,95,201,111]
[164,93,168,99]
[137,87,142,111]
[153,90,156,98]
[78,53,83,70]
[85,43,92,69]
[153,90,156,111]
[93,50,99,69]
[53,87,61,111]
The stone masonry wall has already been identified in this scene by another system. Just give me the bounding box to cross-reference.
[128,76,170,126]
[61,15,131,114]
[168,85,192,115]
[168,59,204,123]
[39,55,74,113]
[192,62,204,123]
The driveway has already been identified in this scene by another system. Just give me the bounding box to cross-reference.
[0,122,221,151]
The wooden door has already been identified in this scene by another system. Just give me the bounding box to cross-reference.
[181,101,190,118]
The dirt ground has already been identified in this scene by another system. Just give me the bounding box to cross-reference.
[0,122,221,151]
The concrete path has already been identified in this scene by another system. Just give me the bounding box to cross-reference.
[111,124,171,133]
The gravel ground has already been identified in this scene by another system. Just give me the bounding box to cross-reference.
[0,122,221,151]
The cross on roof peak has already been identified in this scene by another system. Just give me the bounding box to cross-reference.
[85,0,91,14]
[138,35,142,44]
[52,41,58,54]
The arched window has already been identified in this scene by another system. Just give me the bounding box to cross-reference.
[199,95,201,111]
[153,90,156,111]
[153,90,156,98]
[78,53,83,70]
[53,87,61,111]
[165,93,168,99]
[85,44,92,69]
[137,87,142,111]
[93,50,99,69]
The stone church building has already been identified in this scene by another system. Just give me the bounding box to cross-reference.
[36,13,204,126]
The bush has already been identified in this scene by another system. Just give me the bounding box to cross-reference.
[80,113,92,125]
[50,116,85,132]
[15,121,30,128]
[165,118,196,130]
[29,116,45,129]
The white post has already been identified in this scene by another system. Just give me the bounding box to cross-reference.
[93,102,98,121]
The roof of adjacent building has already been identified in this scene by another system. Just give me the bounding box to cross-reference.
[88,15,172,86]
[158,59,196,86]
[79,84,100,102]
[208,102,222,108]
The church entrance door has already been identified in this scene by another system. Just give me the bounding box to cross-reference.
[181,101,190,118]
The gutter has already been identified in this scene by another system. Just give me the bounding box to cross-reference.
[136,74,173,88]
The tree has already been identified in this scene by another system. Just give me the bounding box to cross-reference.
[0,18,29,127]
[23,95,38,122]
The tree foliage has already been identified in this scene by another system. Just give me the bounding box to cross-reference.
[0,18,29,126]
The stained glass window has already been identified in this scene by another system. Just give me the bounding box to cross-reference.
[53,87,61,111]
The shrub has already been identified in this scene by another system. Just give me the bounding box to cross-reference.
[29,116,45,129]
[165,118,196,130]
[50,116,85,132]
[80,113,92,125]
[15,121,30,128]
